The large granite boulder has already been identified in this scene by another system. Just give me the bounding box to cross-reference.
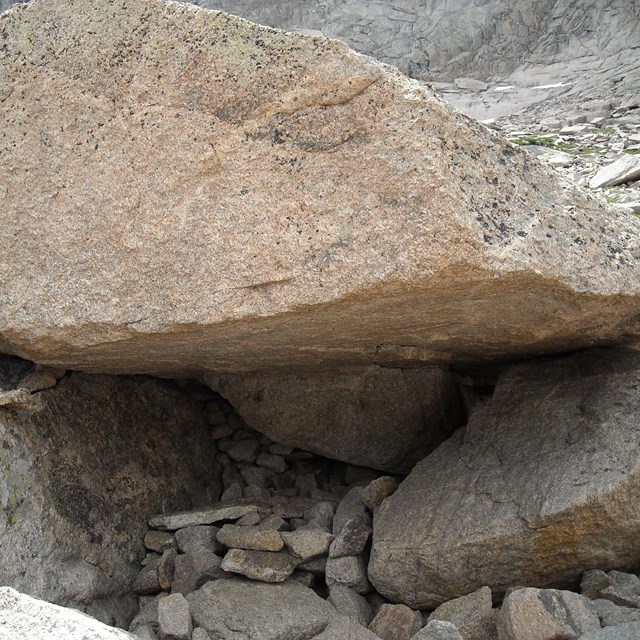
[0,0,638,378]
[369,348,640,608]
[207,366,463,472]
[186,576,338,639]
[0,356,220,626]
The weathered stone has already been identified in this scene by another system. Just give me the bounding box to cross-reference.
[174,526,222,555]
[217,524,284,551]
[171,551,225,596]
[298,556,327,577]
[411,621,464,640]
[258,515,289,531]
[144,531,175,554]
[235,511,263,527]
[257,452,287,473]
[149,503,259,531]
[580,622,640,639]
[1,0,638,385]
[18,370,58,393]
[219,483,243,502]
[428,586,492,629]
[581,569,640,608]
[191,629,210,640]
[243,484,271,500]
[326,554,370,594]
[129,594,165,633]
[305,502,336,532]
[222,439,261,464]
[240,466,273,488]
[0,587,137,639]
[496,588,600,640]
[328,585,373,626]
[370,349,640,608]
[221,549,298,582]
[360,476,399,511]
[334,487,370,535]
[0,358,220,627]
[281,530,335,560]
[186,577,336,639]
[369,604,424,640]
[593,599,640,627]
[132,624,158,640]
[157,593,192,640]
[157,550,177,592]
[329,515,371,558]
[314,616,382,639]
[210,367,462,473]
[589,155,640,188]
[133,561,162,596]
[290,570,315,588]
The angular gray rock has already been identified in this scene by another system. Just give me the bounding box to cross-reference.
[221,549,298,582]
[369,603,424,640]
[171,551,225,596]
[186,577,337,639]
[328,586,373,626]
[333,487,370,536]
[281,530,335,560]
[0,587,136,640]
[329,516,371,558]
[0,359,220,626]
[410,621,464,640]
[326,554,370,594]
[1,0,639,382]
[149,503,259,531]
[217,524,284,552]
[581,570,640,608]
[157,594,192,640]
[593,599,640,628]
[313,616,381,640]
[589,155,640,188]
[370,349,640,608]
[174,526,222,555]
[580,621,640,640]
[209,367,463,472]
[496,588,600,640]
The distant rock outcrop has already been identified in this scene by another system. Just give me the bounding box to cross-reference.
[0,0,638,379]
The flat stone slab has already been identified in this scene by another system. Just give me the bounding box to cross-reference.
[149,502,261,530]
[221,549,299,582]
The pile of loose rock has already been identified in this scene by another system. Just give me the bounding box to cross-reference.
[498,100,640,217]
[121,393,640,640]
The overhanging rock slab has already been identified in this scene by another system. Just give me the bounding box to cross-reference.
[0,0,638,376]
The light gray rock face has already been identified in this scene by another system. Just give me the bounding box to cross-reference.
[186,577,337,639]
[497,588,600,640]
[328,586,373,626]
[157,594,192,640]
[580,621,640,640]
[174,0,640,85]
[208,367,463,473]
[411,621,463,640]
[1,0,639,381]
[0,357,220,627]
[0,587,136,640]
[369,348,640,608]
[582,569,640,608]
[313,616,382,640]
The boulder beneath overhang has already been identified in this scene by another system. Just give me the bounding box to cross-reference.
[368,348,640,609]
[207,366,464,472]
